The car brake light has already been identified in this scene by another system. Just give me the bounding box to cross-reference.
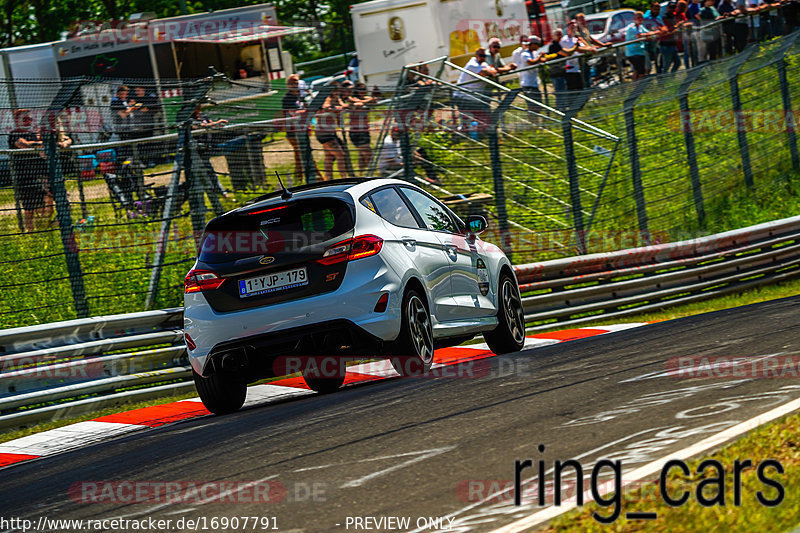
[184,269,226,293]
[350,235,383,260]
[185,333,197,350]
[317,235,383,265]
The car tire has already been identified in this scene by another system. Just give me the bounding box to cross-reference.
[390,289,435,377]
[484,274,526,355]
[192,369,247,415]
[302,369,346,393]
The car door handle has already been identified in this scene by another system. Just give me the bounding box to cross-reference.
[445,246,458,259]
[401,238,416,248]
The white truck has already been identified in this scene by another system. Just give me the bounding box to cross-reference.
[351,0,531,87]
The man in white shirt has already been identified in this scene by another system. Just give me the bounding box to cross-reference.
[518,36,545,112]
[453,47,496,128]
[560,20,596,91]
[511,35,528,68]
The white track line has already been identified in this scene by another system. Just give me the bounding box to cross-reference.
[490,395,800,532]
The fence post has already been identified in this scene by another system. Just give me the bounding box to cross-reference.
[776,31,800,171]
[9,153,24,233]
[678,64,708,230]
[44,132,89,318]
[728,45,757,189]
[623,77,653,245]
[561,89,594,255]
[183,123,206,247]
[489,89,520,259]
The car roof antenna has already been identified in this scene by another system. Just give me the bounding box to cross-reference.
[275,171,293,200]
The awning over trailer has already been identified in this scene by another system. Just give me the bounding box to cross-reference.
[174,24,313,44]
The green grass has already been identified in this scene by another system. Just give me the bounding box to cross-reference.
[546,409,800,532]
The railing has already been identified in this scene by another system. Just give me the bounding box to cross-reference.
[2,214,798,430]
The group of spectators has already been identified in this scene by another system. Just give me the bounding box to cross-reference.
[451,0,800,114]
[282,74,379,181]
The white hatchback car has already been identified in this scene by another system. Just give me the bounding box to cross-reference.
[184,178,525,413]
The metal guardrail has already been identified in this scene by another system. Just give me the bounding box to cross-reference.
[1,215,799,430]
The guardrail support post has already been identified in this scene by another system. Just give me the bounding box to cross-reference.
[623,78,653,245]
[45,132,89,318]
[489,89,520,259]
[776,31,800,171]
[729,45,758,189]
[678,65,708,230]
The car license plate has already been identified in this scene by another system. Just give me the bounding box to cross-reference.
[238,267,308,298]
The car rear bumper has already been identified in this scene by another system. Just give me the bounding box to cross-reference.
[184,255,403,375]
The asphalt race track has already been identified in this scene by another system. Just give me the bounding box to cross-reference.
[2,295,800,532]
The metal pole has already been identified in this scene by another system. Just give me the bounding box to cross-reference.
[398,128,414,182]
[488,90,520,259]
[728,45,757,189]
[777,31,800,171]
[9,153,24,233]
[184,123,206,248]
[678,65,707,229]
[562,116,585,254]
[144,148,184,310]
[45,132,89,318]
[623,78,653,245]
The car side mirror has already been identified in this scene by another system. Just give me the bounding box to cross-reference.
[466,215,487,235]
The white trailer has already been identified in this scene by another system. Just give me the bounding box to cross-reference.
[351,0,529,87]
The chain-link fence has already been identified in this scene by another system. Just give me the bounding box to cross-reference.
[2,29,800,328]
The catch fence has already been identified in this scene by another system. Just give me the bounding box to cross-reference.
[1,30,800,328]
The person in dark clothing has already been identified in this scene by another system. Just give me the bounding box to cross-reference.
[8,109,53,232]
[190,105,229,197]
[282,74,308,183]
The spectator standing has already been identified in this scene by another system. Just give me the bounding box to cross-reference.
[110,85,135,140]
[644,3,664,73]
[316,81,350,181]
[687,0,705,65]
[485,37,518,85]
[282,74,307,183]
[674,1,692,67]
[130,85,162,137]
[347,54,359,82]
[130,85,162,166]
[518,36,546,113]
[9,109,53,232]
[347,82,377,175]
[543,29,571,108]
[511,35,528,68]
[699,0,722,61]
[190,105,229,197]
[575,13,607,86]
[717,0,737,55]
[659,5,682,72]
[561,21,596,93]
[453,48,496,128]
[624,12,655,81]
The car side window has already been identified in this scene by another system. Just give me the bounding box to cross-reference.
[399,187,457,233]
[367,187,420,228]
[610,14,626,33]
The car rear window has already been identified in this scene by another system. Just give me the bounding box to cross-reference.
[199,198,354,263]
